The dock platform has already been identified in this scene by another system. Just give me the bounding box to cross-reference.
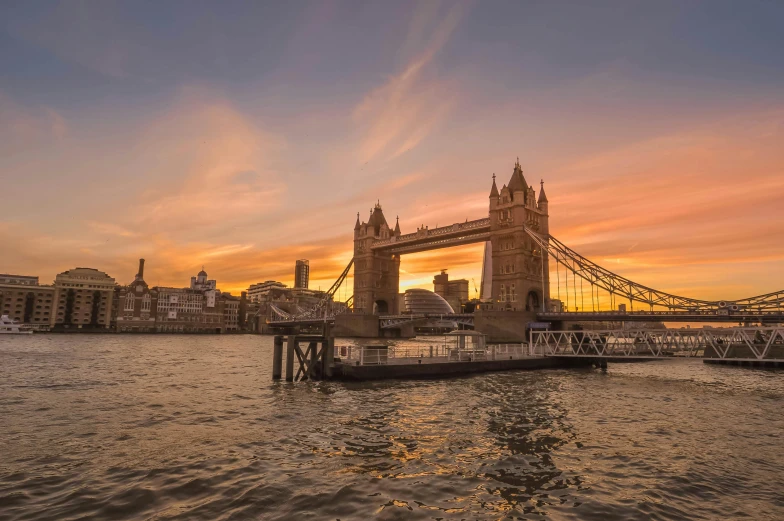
[333,356,566,380]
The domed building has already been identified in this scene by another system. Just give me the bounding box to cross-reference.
[190,267,216,291]
[403,288,454,314]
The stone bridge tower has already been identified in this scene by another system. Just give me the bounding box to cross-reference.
[487,159,550,312]
[353,203,401,315]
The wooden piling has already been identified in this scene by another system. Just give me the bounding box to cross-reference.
[272,336,283,380]
[285,335,296,382]
[302,342,318,380]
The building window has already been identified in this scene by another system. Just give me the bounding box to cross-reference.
[141,294,151,312]
[500,284,506,302]
[510,284,516,302]
[124,294,135,311]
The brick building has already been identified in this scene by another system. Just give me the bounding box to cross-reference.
[154,286,223,333]
[433,270,470,313]
[113,259,158,332]
[0,274,55,326]
[52,268,115,329]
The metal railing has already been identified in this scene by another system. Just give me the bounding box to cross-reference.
[335,342,532,365]
[531,327,784,360]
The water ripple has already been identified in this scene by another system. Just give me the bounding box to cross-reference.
[0,335,782,520]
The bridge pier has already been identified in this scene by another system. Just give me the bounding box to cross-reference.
[275,333,334,382]
[474,309,537,343]
[333,314,380,338]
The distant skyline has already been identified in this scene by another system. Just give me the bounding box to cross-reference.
[1,1,783,298]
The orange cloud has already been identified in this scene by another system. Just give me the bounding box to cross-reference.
[129,89,287,233]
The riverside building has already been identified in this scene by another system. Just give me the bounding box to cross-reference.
[247,281,288,303]
[0,274,55,326]
[113,259,158,332]
[150,267,256,333]
[295,259,309,289]
[154,286,223,333]
[52,268,116,329]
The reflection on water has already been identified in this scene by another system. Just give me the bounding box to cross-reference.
[1,335,782,520]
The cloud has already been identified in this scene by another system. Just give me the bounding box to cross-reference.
[351,2,466,163]
[0,219,353,295]
[3,2,783,307]
[8,2,138,79]
[0,91,68,151]
[540,108,784,299]
[124,89,287,235]
[86,221,139,238]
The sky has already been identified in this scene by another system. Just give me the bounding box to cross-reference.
[1,0,783,302]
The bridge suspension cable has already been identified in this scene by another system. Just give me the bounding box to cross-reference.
[292,258,354,320]
[524,227,784,312]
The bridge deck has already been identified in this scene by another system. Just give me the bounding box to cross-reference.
[537,311,784,322]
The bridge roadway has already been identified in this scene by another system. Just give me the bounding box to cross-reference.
[538,310,784,323]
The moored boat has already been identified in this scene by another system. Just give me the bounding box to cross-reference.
[0,315,34,334]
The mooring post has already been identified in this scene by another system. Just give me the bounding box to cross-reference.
[324,336,335,378]
[285,335,296,382]
[272,335,283,380]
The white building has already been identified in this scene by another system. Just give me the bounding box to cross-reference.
[247,281,287,303]
[190,268,217,291]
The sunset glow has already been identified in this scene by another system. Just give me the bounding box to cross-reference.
[1,2,782,300]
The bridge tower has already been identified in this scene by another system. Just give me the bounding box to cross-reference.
[353,203,401,315]
[487,159,550,312]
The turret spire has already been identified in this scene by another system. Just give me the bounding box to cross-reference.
[394,215,401,235]
[508,158,528,196]
[489,173,499,198]
[354,212,361,230]
[538,179,548,204]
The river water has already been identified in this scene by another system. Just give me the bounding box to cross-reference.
[1,334,782,521]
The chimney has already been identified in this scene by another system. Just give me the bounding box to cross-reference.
[137,258,145,279]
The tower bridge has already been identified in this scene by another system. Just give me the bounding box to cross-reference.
[352,159,549,317]
[268,158,784,344]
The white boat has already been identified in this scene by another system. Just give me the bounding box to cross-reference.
[0,315,33,334]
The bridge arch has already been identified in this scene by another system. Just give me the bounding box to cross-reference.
[373,299,389,314]
[526,290,540,312]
